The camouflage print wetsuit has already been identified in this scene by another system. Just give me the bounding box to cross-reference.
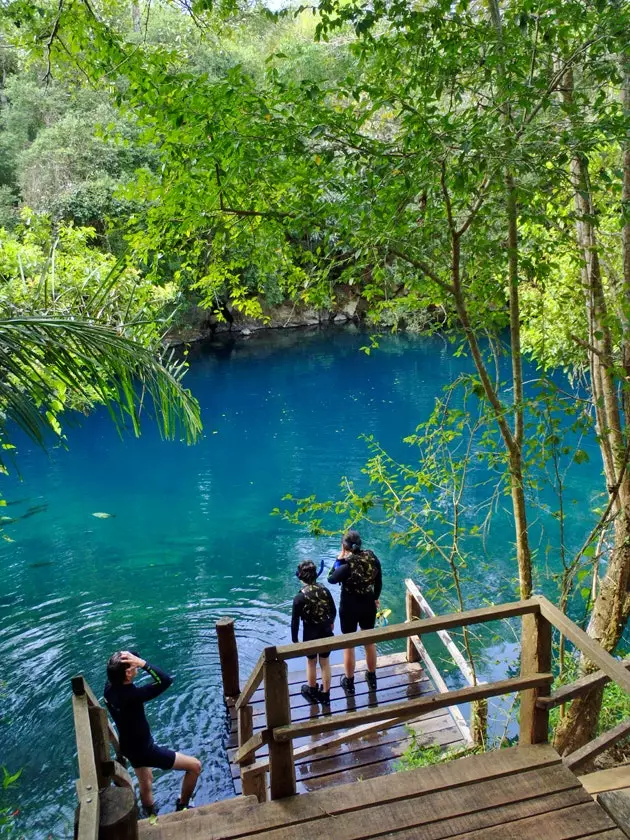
[291,582,337,660]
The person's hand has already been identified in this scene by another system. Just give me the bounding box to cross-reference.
[120,651,146,669]
[375,600,380,610]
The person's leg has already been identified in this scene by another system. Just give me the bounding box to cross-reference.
[343,646,356,679]
[135,767,154,810]
[319,654,331,692]
[306,656,317,688]
[172,753,202,807]
[365,643,377,672]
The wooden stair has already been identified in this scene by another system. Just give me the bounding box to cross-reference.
[138,743,626,839]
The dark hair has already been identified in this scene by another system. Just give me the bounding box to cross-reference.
[342,530,362,553]
[106,652,129,686]
[296,560,317,584]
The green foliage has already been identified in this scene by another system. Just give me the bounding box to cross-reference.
[396,731,480,771]
[0,766,21,828]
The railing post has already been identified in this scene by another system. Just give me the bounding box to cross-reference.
[264,648,296,800]
[216,618,240,702]
[406,589,421,663]
[519,608,552,744]
[238,704,268,801]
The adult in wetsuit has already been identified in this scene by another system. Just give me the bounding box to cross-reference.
[328,530,382,694]
[104,651,201,816]
[292,560,336,704]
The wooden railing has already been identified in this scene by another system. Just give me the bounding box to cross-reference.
[226,594,630,801]
[71,675,136,840]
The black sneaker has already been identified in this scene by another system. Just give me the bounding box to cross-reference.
[301,683,320,703]
[340,675,355,695]
[175,799,192,812]
[365,670,377,690]
[316,686,331,704]
[140,803,159,819]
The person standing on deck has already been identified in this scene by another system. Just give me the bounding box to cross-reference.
[104,650,201,818]
[328,530,382,695]
[291,560,337,705]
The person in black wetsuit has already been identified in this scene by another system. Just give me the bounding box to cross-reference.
[104,650,201,817]
[328,530,382,695]
[291,560,336,705]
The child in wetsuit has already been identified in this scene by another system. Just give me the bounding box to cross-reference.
[291,559,336,704]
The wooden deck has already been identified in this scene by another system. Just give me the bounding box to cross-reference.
[227,652,466,794]
[139,744,628,839]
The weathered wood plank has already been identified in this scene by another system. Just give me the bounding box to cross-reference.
[406,587,422,663]
[210,746,563,840]
[598,790,630,839]
[579,767,630,796]
[234,653,265,711]
[264,658,295,799]
[564,720,630,772]
[537,660,630,711]
[405,579,476,686]
[520,610,553,745]
[272,674,554,743]
[410,635,472,745]
[73,692,100,840]
[536,597,630,696]
[216,618,240,701]
[275,600,540,660]
[234,731,268,766]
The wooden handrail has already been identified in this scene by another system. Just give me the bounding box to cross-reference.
[535,597,630,696]
[405,579,476,686]
[273,600,540,661]
[73,691,100,840]
[71,673,120,753]
[271,673,553,743]
[234,652,265,712]
[563,719,630,772]
[235,730,270,766]
[536,659,630,711]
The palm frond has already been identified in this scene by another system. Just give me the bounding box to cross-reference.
[0,317,202,458]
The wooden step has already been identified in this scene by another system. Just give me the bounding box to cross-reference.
[580,766,630,796]
[138,744,580,839]
[137,795,257,836]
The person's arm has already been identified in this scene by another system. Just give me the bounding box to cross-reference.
[373,555,383,601]
[328,590,337,625]
[121,652,173,702]
[328,559,349,584]
[291,593,304,644]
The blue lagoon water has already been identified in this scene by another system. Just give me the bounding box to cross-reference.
[0,327,603,838]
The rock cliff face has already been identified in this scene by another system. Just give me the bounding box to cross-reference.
[166,294,369,345]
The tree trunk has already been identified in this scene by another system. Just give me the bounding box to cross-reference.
[554,67,630,755]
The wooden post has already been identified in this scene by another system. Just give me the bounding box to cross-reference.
[216,618,240,701]
[238,705,254,761]
[88,706,111,790]
[98,786,138,840]
[264,651,296,800]
[242,765,268,803]
[519,611,552,744]
[406,589,421,663]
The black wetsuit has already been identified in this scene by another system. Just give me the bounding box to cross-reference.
[328,550,382,633]
[291,583,336,659]
[104,662,176,769]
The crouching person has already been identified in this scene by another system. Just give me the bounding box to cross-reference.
[104,650,201,818]
[292,560,336,705]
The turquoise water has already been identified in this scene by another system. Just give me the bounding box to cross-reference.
[0,327,602,838]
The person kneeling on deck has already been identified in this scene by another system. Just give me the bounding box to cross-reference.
[328,530,382,695]
[104,650,201,818]
[291,560,336,705]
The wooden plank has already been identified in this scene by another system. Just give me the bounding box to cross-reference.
[111,760,133,789]
[246,763,587,840]
[580,767,630,795]
[234,653,265,712]
[237,705,254,766]
[264,658,295,799]
[73,692,100,840]
[537,660,630,711]
[410,635,472,745]
[71,674,120,752]
[275,600,540,660]
[202,745,564,840]
[405,579,476,686]
[520,610,553,745]
[88,705,111,789]
[564,720,630,772]
[234,731,268,766]
[597,791,630,839]
[272,674,554,743]
[273,653,416,692]
[242,764,267,803]
[536,597,630,696]
[406,587,421,663]
[216,618,240,700]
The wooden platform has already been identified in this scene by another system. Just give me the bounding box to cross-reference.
[227,652,466,794]
[139,744,628,839]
